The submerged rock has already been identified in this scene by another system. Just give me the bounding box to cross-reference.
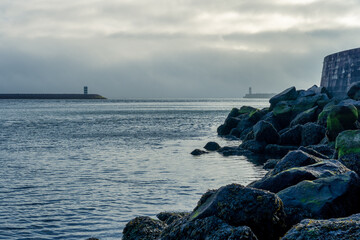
[203,142,221,151]
[188,184,286,240]
[282,214,360,240]
[191,149,208,156]
[122,216,166,240]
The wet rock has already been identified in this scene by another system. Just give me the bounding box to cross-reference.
[157,212,189,225]
[217,146,253,156]
[305,144,335,158]
[191,149,208,156]
[279,125,302,146]
[290,106,318,127]
[264,144,298,158]
[252,120,279,144]
[123,216,167,240]
[86,238,100,240]
[160,216,258,240]
[282,214,360,240]
[301,122,326,146]
[204,142,221,151]
[240,140,267,154]
[278,171,360,227]
[347,81,360,100]
[217,124,231,136]
[339,153,360,176]
[263,158,280,170]
[249,160,349,193]
[297,146,329,159]
[269,86,298,109]
[188,184,286,240]
[270,150,323,176]
[335,130,360,158]
[326,104,358,141]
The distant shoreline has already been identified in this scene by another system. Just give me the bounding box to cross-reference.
[0,94,106,99]
[243,93,276,98]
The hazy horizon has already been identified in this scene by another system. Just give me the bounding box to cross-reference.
[1,0,360,98]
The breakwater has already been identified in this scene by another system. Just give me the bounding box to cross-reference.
[0,93,106,99]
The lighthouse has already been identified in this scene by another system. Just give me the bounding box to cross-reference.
[84,86,88,95]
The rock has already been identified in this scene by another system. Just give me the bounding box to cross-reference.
[217,146,253,156]
[290,106,318,127]
[253,120,279,144]
[301,122,326,146]
[188,184,286,240]
[86,238,100,240]
[160,216,258,240]
[282,214,360,240]
[249,160,349,193]
[291,94,328,115]
[339,153,360,176]
[224,117,242,130]
[305,144,335,158]
[347,81,360,100]
[239,140,267,154]
[326,104,358,141]
[317,100,339,126]
[263,158,280,170]
[269,86,298,109]
[265,144,298,157]
[229,128,241,138]
[248,109,265,124]
[270,150,323,176]
[279,125,302,146]
[335,130,360,158]
[236,117,254,133]
[238,106,258,115]
[157,212,189,225]
[278,171,360,227]
[297,146,329,159]
[123,216,167,240]
[191,149,208,156]
[204,142,221,151]
[217,124,231,136]
[272,101,293,128]
[261,112,282,131]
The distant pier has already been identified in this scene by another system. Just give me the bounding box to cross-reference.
[0,94,106,99]
[243,87,276,99]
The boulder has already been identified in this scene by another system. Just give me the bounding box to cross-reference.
[279,125,302,146]
[217,146,253,157]
[270,150,323,176]
[264,144,298,157]
[290,106,318,127]
[272,101,293,127]
[217,124,231,136]
[339,153,360,176]
[239,140,267,154]
[229,128,241,138]
[291,94,328,116]
[188,184,286,240]
[253,120,279,144]
[347,81,360,100]
[301,122,326,146]
[263,158,280,170]
[297,146,329,159]
[269,86,298,109]
[123,216,167,240]
[326,104,358,141]
[238,106,258,115]
[191,149,208,156]
[262,112,282,131]
[278,171,360,227]
[305,144,335,158]
[317,100,339,126]
[160,216,258,240]
[157,212,189,225]
[249,160,349,193]
[282,214,360,240]
[335,130,360,158]
[203,142,221,151]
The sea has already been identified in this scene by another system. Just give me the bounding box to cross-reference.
[0,98,269,240]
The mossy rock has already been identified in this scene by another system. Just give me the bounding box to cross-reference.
[273,101,293,117]
[326,104,358,141]
[239,106,258,115]
[335,130,360,158]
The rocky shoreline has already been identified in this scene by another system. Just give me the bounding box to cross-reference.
[97,83,360,240]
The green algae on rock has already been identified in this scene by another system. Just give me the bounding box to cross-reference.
[335,130,360,158]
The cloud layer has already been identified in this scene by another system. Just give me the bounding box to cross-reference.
[1,0,360,98]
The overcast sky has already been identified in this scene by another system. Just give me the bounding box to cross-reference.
[0,0,360,98]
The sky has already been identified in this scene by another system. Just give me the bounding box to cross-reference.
[0,0,360,99]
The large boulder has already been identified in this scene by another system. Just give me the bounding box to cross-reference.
[291,94,328,116]
[305,144,335,158]
[156,212,189,225]
[347,81,360,100]
[248,160,349,193]
[264,144,298,157]
[123,216,167,240]
[239,140,267,154]
[301,122,326,146]
[272,101,293,128]
[188,184,286,240]
[282,214,360,240]
[160,216,258,240]
[269,86,298,109]
[253,120,279,144]
[278,171,360,227]
[290,106,318,127]
[326,104,358,141]
[269,150,323,176]
[335,130,360,158]
[279,125,302,146]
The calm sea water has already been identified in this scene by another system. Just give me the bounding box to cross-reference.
[0,99,269,240]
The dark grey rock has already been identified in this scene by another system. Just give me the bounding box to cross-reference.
[263,158,280,170]
[157,212,189,225]
[279,125,302,146]
[188,184,286,240]
[204,142,221,151]
[191,149,208,156]
[240,140,267,154]
[282,214,360,240]
[290,106,318,127]
[301,122,326,146]
[253,120,279,144]
[306,144,335,158]
[292,94,328,116]
[347,81,360,100]
[339,153,360,176]
[217,146,253,156]
[270,86,298,109]
[264,144,298,158]
[297,146,329,159]
[160,216,258,240]
[261,112,282,131]
[217,124,231,136]
[229,128,241,138]
[278,171,360,227]
[326,104,358,141]
[123,216,167,240]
